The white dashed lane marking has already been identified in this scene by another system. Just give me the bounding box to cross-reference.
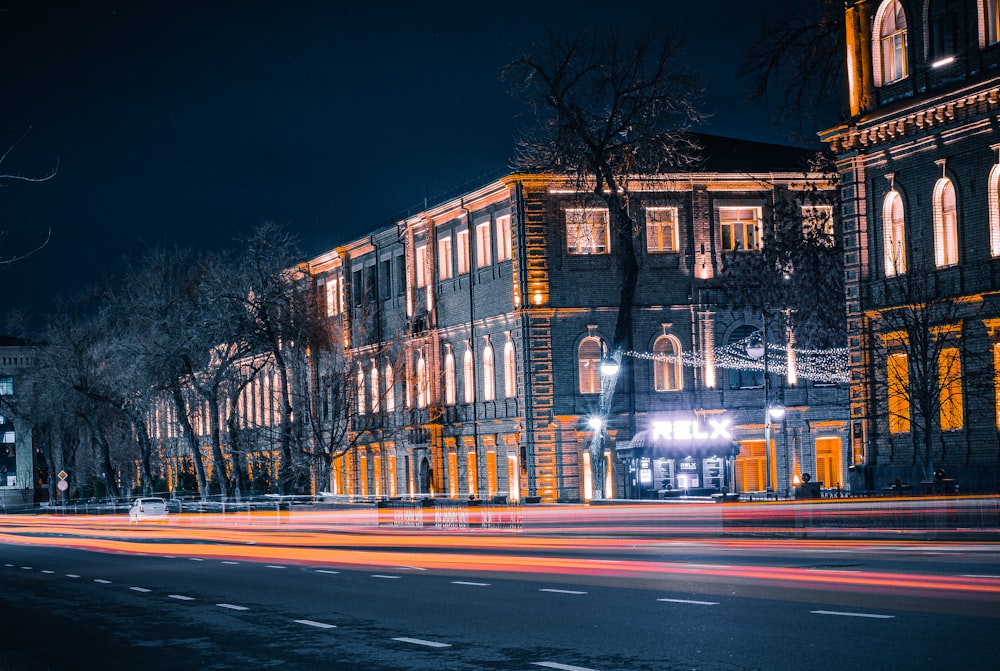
[811,610,894,619]
[371,574,401,579]
[266,565,286,569]
[293,619,336,629]
[217,603,249,611]
[315,569,340,575]
[221,561,239,565]
[392,637,451,648]
[168,594,195,601]
[94,579,112,584]
[20,566,32,570]
[66,574,80,578]
[657,598,719,605]
[452,580,490,586]
[130,587,152,593]
[41,570,54,574]
[532,662,601,671]
[540,588,587,595]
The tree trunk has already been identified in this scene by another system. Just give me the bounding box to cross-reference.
[207,394,229,499]
[170,387,208,497]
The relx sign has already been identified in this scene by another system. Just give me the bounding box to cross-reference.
[649,417,731,442]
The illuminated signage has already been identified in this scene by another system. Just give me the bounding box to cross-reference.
[650,418,731,441]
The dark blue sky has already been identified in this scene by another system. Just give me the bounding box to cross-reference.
[0,0,824,322]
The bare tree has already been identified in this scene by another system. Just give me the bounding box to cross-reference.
[719,157,845,349]
[864,263,991,484]
[738,0,846,137]
[1,127,56,266]
[505,27,704,498]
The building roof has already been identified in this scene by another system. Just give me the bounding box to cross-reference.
[694,134,820,173]
[0,334,32,347]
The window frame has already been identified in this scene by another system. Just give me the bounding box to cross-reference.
[932,177,959,267]
[503,339,517,398]
[875,0,909,86]
[883,190,907,276]
[475,221,492,268]
[482,339,495,402]
[456,228,470,274]
[719,206,762,252]
[645,207,679,253]
[578,336,602,394]
[495,214,512,262]
[653,334,683,392]
[437,236,453,281]
[565,208,611,255]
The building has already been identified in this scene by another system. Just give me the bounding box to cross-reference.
[0,335,37,509]
[822,0,1000,491]
[308,136,849,502]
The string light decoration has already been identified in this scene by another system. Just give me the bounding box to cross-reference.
[626,333,849,384]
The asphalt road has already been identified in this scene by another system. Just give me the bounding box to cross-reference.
[0,514,998,671]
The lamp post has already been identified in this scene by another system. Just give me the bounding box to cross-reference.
[746,314,785,496]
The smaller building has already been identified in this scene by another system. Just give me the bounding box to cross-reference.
[0,335,37,508]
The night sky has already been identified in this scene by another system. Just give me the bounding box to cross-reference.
[0,0,823,323]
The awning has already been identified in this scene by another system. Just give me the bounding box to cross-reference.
[618,430,738,460]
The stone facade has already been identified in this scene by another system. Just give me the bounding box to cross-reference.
[822,0,1000,491]
[309,139,850,502]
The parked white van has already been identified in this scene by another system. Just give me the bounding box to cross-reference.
[129,497,168,523]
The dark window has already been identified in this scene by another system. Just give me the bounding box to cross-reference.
[929,0,960,62]
[352,269,364,307]
[379,260,392,301]
[728,325,765,390]
[395,254,406,296]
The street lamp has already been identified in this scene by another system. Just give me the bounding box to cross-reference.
[599,339,619,377]
[746,315,785,496]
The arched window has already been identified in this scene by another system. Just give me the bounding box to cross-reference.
[989,165,1000,257]
[416,354,429,408]
[370,361,380,413]
[463,346,475,403]
[929,0,960,63]
[356,366,366,415]
[729,325,764,390]
[578,337,602,394]
[933,177,959,267]
[986,0,1000,45]
[482,339,495,402]
[875,0,909,85]
[504,339,517,398]
[444,346,456,406]
[384,363,395,412]
[653,335,682,391]
[883,190,907,276]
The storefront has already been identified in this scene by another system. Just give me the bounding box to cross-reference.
[617,415,738,499]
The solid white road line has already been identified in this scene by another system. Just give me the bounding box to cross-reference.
[94,579,112,584]
[315,569,340,575]
[811,610,894,619]
[532,662,601,671]
[452,580,490,586]
[293,619,336,629]
[657,598,719,605]
[168,594,195,601]
[392,637,451,648]
[130,587,152,593]
[371,574,401,579]
[540,588,587,595]
[217,603,249,611]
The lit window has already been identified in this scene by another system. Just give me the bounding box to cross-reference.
[939,347,963,431]
[356,367,366,415]
[994,343,1000,428]
[646,207,678,253]
[444,347,456,406]
[503,339,517,398]
[437,236,453,280]
[933,177,959,267]
[415,244,428,288]
[802,204,835,240]
[719,207,761,251]
[464,346,475,403]
[325,277,342,316]
[384,363,395,412]
[476,221,492,268]
[416,354,429,408]
[566,209,610,255]
[989,165,1000,257]
[0,376,12,395]
[495,214,512,262]
[482,339,495,402]
[456,229,470,274]
[370,361,380,413]
[876,0,908,85]
[578,337,602,394]
[887,352,910,434]
[653,335,682,391]
[883,190,907,276]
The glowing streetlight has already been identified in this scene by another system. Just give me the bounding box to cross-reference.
[747,314,784,495]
